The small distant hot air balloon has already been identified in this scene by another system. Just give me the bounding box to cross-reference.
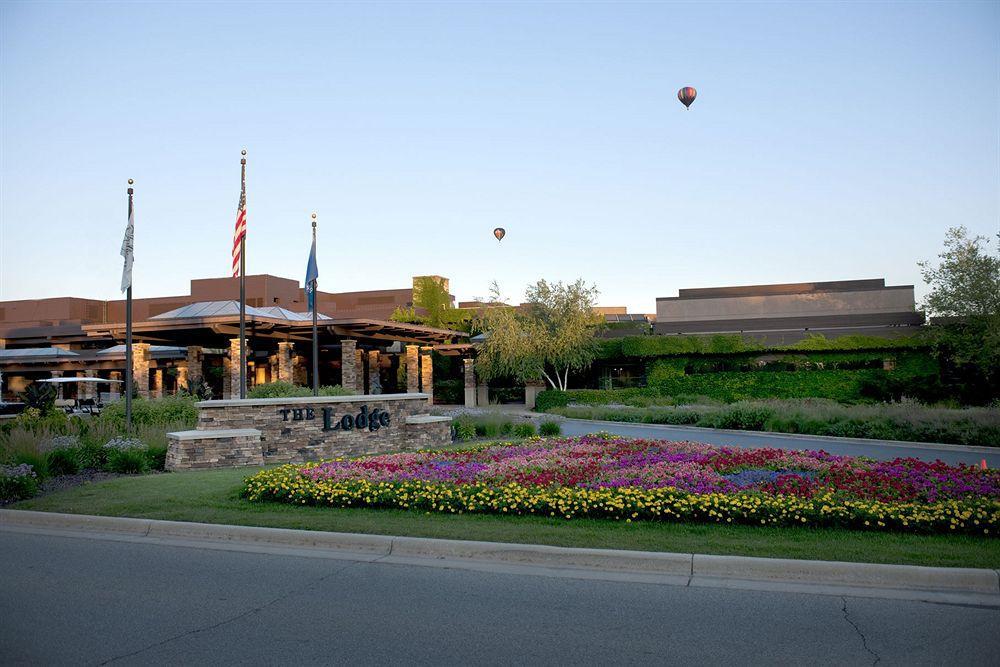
[493,227,506,242]
[678,86,697,109]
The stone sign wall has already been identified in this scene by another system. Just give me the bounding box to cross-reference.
[166,392,451,470]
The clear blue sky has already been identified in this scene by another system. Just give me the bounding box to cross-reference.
[1,1,997,312]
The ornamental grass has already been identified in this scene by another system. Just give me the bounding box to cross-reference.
[242,435,999,536]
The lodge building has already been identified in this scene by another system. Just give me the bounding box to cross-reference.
[0,275,924,405]
[0,275,469,402]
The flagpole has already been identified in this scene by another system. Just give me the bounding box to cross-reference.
[311,213,319,396]
[239,150,247,399]
[125,179,134,430]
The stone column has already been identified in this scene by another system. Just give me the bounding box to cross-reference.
[185,346,204,387]
[368,350,381,394]
[50,370,64,399]
[341,340,357,393]
[354,349,364,393]
[420,350,433,403]
[477,384,489,407]
[227,338,249,399]
[277,342,295,383]
[152,368,164,399]
[80,370,97,400]
[405,345,420,393]
[463,358,476,407]
[132,343,151,399]
[524,382,545,410]
[175,363,188,395]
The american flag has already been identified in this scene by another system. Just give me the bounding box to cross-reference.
[231,174,246,277]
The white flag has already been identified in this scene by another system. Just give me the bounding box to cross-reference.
[120,205,134,293]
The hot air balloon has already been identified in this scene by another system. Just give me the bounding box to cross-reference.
[493,227,506,242]
[678,86,697,109]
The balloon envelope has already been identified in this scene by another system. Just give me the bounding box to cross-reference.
[678,86,697,109]
[493,227,505,242]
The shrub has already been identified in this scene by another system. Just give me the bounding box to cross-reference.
[76,442,106,470]
[97,396,198,429]
[432,379,464,405]
[248,382,351,399]
[0,463,40,502]
[453,418,477,441]
[513,422,536,438]
[46,448,81,476]
[538,420,562,436]
[146,446,168,471]
[106,448,150,474]
[103,439,149,474]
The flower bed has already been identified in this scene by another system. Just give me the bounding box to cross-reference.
[242,435,1000,535]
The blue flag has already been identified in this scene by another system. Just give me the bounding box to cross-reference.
[305,236,319,311]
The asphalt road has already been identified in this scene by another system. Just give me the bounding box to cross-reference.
[2,530,998,665]
[559,419,1000,467]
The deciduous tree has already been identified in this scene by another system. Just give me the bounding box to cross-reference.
[474,279,601,391]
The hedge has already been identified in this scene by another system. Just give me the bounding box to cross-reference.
[599,333,926,360]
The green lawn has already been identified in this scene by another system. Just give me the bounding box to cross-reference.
[12,468,999,569]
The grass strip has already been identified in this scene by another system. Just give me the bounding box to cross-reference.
[12,468,1000,569]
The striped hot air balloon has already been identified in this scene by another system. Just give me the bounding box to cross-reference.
[678,86,697,109]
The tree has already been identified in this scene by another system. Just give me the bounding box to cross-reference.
[918,226,1000,403]
[474,279,601,391]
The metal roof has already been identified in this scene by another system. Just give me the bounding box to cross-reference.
[0,348,80,359]
[151,301,264,319]
[151,301,332,322]
[255,306,331,321]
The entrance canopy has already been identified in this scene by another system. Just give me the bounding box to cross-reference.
[38,377,124,384]
[82,300,466,348]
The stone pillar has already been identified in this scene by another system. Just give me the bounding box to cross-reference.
[341,340,357,393]
[277,342,295,383]
[477,384,489,407]
[420,350,433,403]
[152,368,164,399]
[524,382,545,410]
[354,349,364,393]
[132,343,151,399]
[81,370,97,400]
[185,346,204,387]
[405,345,420,393]
[50,370,64,399]
[227,338,249,399]
[368,350,381,394]
[463,358,477,407]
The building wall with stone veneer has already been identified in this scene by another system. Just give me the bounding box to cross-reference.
[191,393,447,465]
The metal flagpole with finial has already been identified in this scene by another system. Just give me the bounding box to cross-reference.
[310,213,319,396]
[124,179,135,429]
[239,150,247,399]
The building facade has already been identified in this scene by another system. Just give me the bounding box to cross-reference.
[0,275,463,402]
[654,279,923,343]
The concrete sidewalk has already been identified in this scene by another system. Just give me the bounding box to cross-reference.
[3,509,997,606]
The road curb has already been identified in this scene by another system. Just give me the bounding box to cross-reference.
[561,418,998,454]
[2,509,997,597]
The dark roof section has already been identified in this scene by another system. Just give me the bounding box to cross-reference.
[658,279,915,301]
